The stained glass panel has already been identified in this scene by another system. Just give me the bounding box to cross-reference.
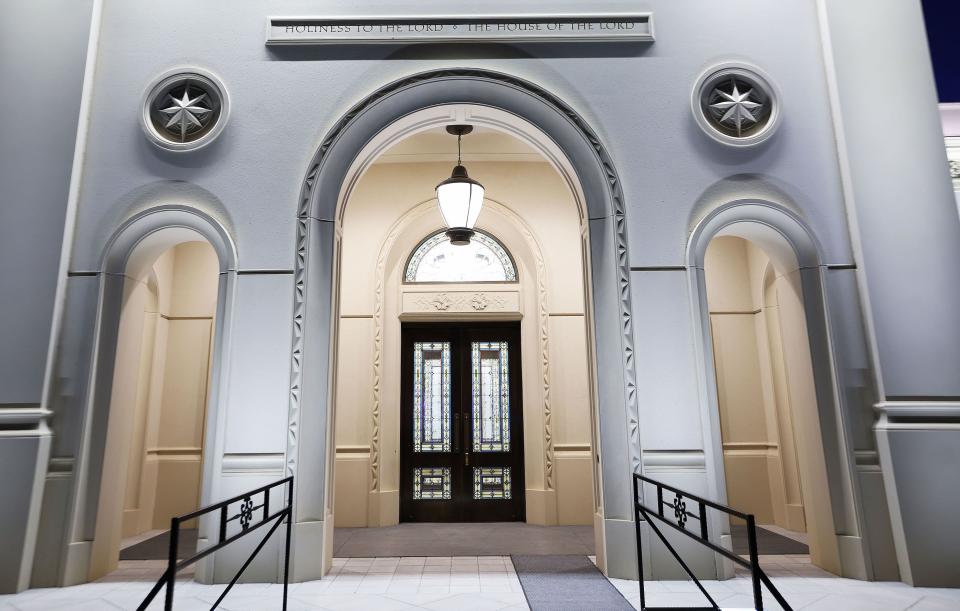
[473,467,512,500]
[472,341,510,452]
[413,342,451,452]
[413,467,451,500]
[404,230,517,283]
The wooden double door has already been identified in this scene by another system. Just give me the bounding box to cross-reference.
[400,322,525,522]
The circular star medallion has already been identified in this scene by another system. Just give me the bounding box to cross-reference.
[141,69,229,151]
[692,64,780,147]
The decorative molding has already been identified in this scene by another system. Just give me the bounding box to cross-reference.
[235,269,295,275]
[874,401,960,429]
[554,444,592,453]
[368,216,412,492]
[641,450,706,470]
[709,309,761,316]
[285,218,308,478]
[721,441,778,450]
[721,441,779,455]
[48,457,75,474]
[222,453,286,474]
[289,68,639,498]
[629,265,687,272]
[146,446,203,457]
[0,407,52,427]
[402,290,515,314]
[335,445,372,455]
[691,62,781,148]
[140,67,230,152]
[0,406,52,437]
[514,216,555,490]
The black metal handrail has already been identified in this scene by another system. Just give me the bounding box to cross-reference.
[632,473,792,611]
[138,476,294,611]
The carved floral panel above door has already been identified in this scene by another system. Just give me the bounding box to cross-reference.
[401,290,521,317]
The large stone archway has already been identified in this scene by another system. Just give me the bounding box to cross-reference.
[289,69,642,580]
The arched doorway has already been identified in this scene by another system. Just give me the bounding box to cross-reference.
[689,202,851,577]
[62,207,236,583]
[290,71,641,580]
[90,239,220,578]
[329,116,597,542]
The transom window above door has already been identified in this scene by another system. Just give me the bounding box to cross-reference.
[404,229,517,283]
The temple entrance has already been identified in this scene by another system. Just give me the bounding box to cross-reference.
[319,97,627,574]
[399,322,525,523]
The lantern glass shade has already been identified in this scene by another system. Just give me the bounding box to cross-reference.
[436,165,484,231]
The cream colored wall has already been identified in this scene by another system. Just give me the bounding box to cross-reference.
[760,265,807,531]
[704,237,806,530]
[91,262,164,577]
[118,241,219,537]
[333,160,595,527]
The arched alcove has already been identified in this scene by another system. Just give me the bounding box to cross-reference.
[62,205,237,582]
[687,200,859,577]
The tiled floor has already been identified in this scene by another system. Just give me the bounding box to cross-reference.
[0,557,527,610]
[3,556,960,610]
[609,555,960,610]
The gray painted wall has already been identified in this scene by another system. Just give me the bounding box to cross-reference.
[0,0,94,594]
[0,0,94,406]
[822,0,960,399]
[66,0,854,272]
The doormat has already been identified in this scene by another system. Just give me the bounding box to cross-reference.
[511,554,633,611]
[120,528,198,561]
[731,524,809,555]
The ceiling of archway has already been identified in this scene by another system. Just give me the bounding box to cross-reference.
[375,125,543,164]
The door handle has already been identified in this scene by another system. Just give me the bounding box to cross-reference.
[465,452,470,466]
[453,412,459,452]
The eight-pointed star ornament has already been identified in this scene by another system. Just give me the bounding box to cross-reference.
[709,80,764,136]
[158,85,212,141]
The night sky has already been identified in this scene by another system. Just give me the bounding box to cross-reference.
[922,0,960,103]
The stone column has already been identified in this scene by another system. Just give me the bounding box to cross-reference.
[819,0,960,587]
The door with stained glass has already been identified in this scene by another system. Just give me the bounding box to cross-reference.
[400,323,524,522]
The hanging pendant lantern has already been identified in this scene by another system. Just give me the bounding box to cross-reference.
[436,125,485,245]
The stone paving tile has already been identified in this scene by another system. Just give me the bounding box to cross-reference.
[4,556,960,611]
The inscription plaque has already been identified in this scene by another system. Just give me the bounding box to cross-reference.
[267,14,654,45]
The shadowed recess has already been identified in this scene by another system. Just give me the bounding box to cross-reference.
[119,528,198,561]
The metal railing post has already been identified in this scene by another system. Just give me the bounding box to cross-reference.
[631,473,792,611]
[138,476,295,611]
[698,501,707,540]
[165,516,180,611]
[633,474,646,610]
[283,479,293,611]
[746,514,763,611]
[219,505,227,543]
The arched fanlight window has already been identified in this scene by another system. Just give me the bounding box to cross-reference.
[404,229,517,283]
